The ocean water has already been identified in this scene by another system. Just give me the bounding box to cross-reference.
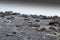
[0,3,60,16]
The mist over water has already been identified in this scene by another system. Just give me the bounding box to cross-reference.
[0,3,60,16]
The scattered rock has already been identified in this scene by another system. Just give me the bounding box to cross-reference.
[53,32,57,35]
[39,27,51,32]
[6,33,14,37]
[39,27,46,31]
[49,26,57,31]
[48,19,60,25]
[24,18,30,21]
[47,16,53,19]
[53,23,58,26]
[5,16,15,20]
[35,19,40,22]
[12,13,20,15]
[22,14,28,18]
[4,20,12,23]
[31,27,38,30]
[5,11,13,14]
[52,16,58,19]
[31,15,39,18]
[12,32,16,34]
[16,25,21,27]
[29,23,40,29]
[41,16,48,19]
[0,11,60,40]
[0,12,5,17]
[29,23,40,27]
[58,25,60,27]
[49,21,55,25]
[7,17,14,20]
[28,21,32,23]
[58,28,60,31]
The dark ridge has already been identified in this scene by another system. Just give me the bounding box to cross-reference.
[0,11,60,18]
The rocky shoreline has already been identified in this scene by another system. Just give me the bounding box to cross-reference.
[0,11,60,40]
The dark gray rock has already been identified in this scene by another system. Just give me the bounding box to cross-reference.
[0,11,59,40]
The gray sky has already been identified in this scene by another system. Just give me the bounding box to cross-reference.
[0,3,60,16]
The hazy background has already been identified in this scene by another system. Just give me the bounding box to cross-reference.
[0,2,60,16]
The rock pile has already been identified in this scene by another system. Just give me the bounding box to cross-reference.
[0,11,60,40]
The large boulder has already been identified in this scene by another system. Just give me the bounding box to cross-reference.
[49,19,60,25]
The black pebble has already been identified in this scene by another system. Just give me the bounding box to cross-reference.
[13,32,16,34]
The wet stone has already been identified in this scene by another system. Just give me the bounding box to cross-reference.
[39,27,46,31]
[29,23,40,27]
[49,22,55,25]
[53,32,57,35]
[49,26,57,31]
[29,23,40,30]
[6,33,14,37]
[24,18,30,21]
[16,25,21,27]
[22,14,28,18]
[28,21,32,23]
[41,16,48,19]
[12,32,16,34]
[58,28,60,31]
[35,19,40,22]
[31,15,39,18]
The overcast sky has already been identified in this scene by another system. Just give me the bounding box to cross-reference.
[0,3,60,16]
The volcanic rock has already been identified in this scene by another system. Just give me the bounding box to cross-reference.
[6,33,14,37]
[49,26,57,31]
[29,23,40,29]
[35,19,40,22]
[49,19,60,25]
